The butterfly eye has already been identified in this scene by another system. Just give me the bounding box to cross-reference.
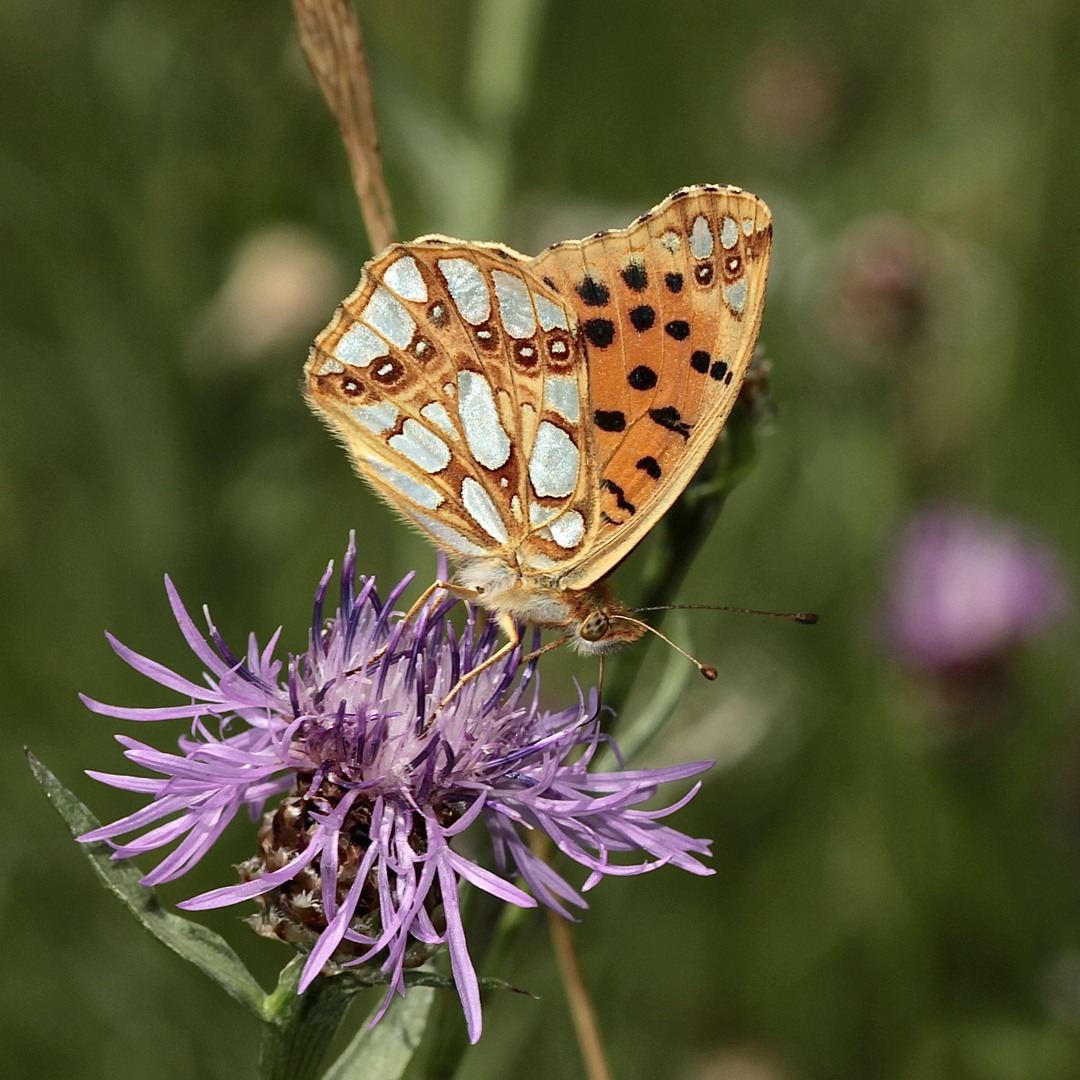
[579,611,610,642]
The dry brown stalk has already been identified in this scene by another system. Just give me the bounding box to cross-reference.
[531,833,614,1080]
[292,0,397,252]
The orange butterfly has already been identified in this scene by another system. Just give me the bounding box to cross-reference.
[305,185,772,685]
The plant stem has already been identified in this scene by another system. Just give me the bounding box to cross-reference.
[258,962,358,1080]
[544,907,614,1080]
[530,834,613,1080]
[603,398,761,716]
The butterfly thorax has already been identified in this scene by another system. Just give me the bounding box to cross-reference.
[455,557,645,655]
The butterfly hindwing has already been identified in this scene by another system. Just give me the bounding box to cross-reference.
[304,241,592,569]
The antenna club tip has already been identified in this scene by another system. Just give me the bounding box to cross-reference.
[796,613,820,625]
[701,665,718,681]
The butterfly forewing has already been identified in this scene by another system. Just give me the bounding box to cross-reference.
[527,186,772,588]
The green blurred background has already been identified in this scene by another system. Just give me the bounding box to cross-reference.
[5,1,1080,1077]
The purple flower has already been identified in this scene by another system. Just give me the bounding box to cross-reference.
[80,536,713,1042]
[882,506,1070,671]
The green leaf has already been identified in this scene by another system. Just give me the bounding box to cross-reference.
[28,750,266,1016]
[320,987,435,1080]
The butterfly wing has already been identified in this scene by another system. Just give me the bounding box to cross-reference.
[527,185,772,589]
[304,240,593,571]
[305,185,771,590]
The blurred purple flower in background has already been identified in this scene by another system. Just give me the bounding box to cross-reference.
[79,536,712,1042]
[882,506,1070,672]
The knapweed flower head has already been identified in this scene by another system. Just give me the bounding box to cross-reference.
[80,536,713,1041]
[882,505,1070,672]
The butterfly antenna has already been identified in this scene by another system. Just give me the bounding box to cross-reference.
[610,616,718,680]
[632,604,819,625]
[591,654,606,721]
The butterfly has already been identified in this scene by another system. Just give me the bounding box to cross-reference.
[304,184,772,686]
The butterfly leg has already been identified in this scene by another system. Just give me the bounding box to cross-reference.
[433,612,522,715]
[395,579,478,628]
[346,579,478,676]
[519,634,570,665]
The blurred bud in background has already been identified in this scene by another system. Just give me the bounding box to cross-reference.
[802,215,1015,483]
[818,215,932,367]
[883,506,1069,673]
[686,1047,793,1080]
[738,35,842,160]
[187,225,346,373]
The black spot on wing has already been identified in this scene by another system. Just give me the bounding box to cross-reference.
[665,272,684,294]
[628,365,658,390]
[664,320,690,341]
[601,478,636,515]
[649,406,691,438]
[513,340,539,369]
[473,321,500,351]
[629,305,655,332]
[411,335,435,362]
[594,409,626,432]
[372,357,405,385]
[710,360,729,381]
[690,350,710,374]
[576,276,610,307]
[621,262,648,291]
[636,456,661,479]
[584,318,616,348]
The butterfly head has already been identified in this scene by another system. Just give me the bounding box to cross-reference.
[566,589,646,656]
